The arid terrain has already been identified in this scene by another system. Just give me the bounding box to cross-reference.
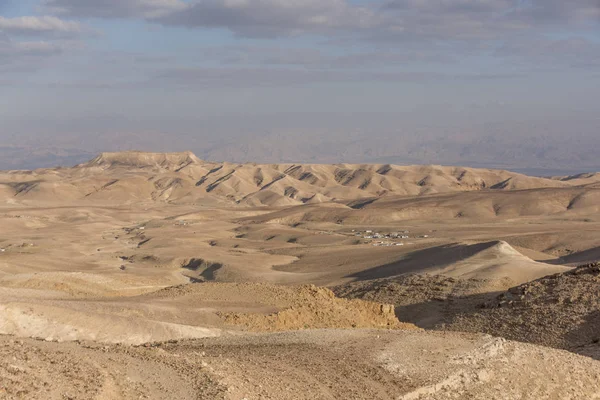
[1,151,600,399]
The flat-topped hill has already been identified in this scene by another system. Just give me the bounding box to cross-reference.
[80,151,203,170]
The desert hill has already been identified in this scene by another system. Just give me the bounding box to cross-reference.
[82,151,203,170]
[1,151,597,207]
[446,263,600,359]
[334,274,505,329]
[0,283,404,345]
[344,241,569,284]
[334,241,569,329]
[337,263,600,361]
[347,187,600,218]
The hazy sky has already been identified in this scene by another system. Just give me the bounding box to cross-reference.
[1,0,599,169]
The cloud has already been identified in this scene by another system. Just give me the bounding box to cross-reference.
[156,0,379,37]
[0,31,71,76]
[0,16,83,35]
[0,38,63,61]
[380,0,600,41]
[378,0,523,40]
[11,40,64,55]
[497,36,600,68]
[0,14,87,76]
[199,44,455,68]
[14,0,600,91]
[44,0,382,37]
[147,66,522,90]
[42,0,600,41]
[386,0,600,22]
[509,0,600,24]
[44,0,187,19]
[385,0,514,14]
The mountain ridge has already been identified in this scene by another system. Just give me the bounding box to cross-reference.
[0,151,599,208]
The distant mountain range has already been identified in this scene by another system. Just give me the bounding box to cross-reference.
[1,151,599,210]
[1,128,598,176]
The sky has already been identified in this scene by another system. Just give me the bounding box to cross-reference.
[1,0,599,171]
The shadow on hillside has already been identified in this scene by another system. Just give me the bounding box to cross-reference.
[567,310,600,361]
[346,242,500,281]
[393,292,499,330]
[395,292,600,361]
[182,258,224,281]
[544,246,600,266]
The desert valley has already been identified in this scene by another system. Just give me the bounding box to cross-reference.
[1,151,600,399]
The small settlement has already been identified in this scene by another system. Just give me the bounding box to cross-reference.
[350,229,431,247]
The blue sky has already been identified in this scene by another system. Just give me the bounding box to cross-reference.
[1,0,599,169]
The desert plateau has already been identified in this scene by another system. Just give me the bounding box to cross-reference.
[0,151,599,399]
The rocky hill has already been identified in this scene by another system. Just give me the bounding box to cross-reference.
[446,263,600,359]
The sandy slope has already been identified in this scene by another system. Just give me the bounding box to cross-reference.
[343,241,568,285]
[0,283,404,344]
[2,330,600,400]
